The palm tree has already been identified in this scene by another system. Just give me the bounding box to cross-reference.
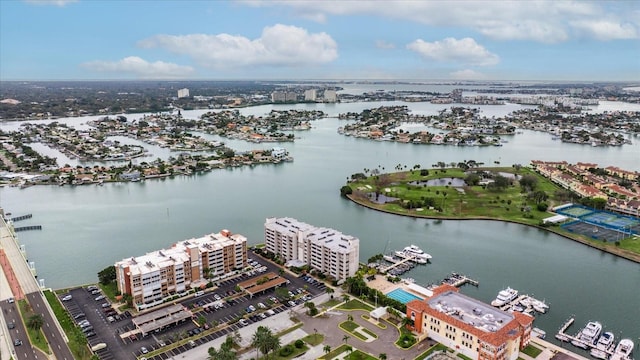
[252,325,279,359]
[347,314,354,322]
[326,287,335,299]
[342,294,350,303]
[27,313,44,332]
[251,326,269,360]
[323,344,332,355]
[342,335,350,345]
[379,353,387,360]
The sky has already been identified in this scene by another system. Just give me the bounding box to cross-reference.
[1,0,639,81]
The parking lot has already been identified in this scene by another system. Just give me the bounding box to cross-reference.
[58,253,327,359]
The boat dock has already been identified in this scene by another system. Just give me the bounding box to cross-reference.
[381,255,416,275]
[555,317,574,342]
[492,291,550,315]
[441,272,479,287]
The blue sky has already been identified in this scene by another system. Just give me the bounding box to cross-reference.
[1,0,639,81]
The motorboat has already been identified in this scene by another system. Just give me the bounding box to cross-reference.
[590,332,615,359]
[491,287,518,307]
[532,327,546,339]
[531,299,549,313]
[571,321,602,349]
[610,339,634,360]
[394,245,431,263]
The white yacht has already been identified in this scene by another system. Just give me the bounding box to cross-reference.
[571,321,602,349]
[610,339,634,360]
[491,287,518,307]
[395,245,432,262]
[590,332,615,359]
[531,299,549,313]
[532,327,546,339]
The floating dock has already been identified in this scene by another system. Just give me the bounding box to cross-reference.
[555,317,574,342]
[441,272,479,287]
[381,255,416,275]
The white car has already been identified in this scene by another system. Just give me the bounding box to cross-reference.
[62,295,72,301]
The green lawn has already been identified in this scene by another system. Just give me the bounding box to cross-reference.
[521,345,543,357]
[338,299,374,311]
[345,350,378,360]
[346,167,640,260]
[348,167,557,226]
[457,353,473,360]
[319,345,379,360]
[302,333,324,346]
[360,327,377,338]
[340,321,368,340]
[321,299,342,308]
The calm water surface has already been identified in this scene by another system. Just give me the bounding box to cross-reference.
[1,101,639,347]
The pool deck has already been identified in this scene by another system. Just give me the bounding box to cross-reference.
[366,275,402,294]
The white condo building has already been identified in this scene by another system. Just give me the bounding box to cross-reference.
[264,217,359,282]
[304,89,317,101]
[115,229,247,309]
[177,88,190,98]
[323,89,337,103]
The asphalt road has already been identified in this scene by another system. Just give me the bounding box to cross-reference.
[1,299,39,360]
[25,291,75,360]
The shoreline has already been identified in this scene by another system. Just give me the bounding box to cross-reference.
[346,194,640,264]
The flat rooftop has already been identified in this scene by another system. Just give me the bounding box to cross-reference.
[427,290,513,333]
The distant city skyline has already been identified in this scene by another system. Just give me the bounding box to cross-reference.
[1,0,639,81]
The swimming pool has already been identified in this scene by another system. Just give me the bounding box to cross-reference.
[386,288,423,304]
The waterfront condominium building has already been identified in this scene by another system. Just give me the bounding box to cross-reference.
[406,284,534,360]
[115,229,247,309]
[177,88,190,98]
[323,89,337,103]
[264,217,359,282]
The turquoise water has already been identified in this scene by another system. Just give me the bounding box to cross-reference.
[386,288,423,304]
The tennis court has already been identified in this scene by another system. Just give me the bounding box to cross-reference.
[556,206,594,218]
[561,221,627,242]
[555,204,640,235]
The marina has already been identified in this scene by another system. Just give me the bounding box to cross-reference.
[380,244,432,275]
[555,318,635,360]
[490,287,551,316]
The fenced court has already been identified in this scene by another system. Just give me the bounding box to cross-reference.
[555,205,594,218]
[557,204,640,240]
[561,221,627,242]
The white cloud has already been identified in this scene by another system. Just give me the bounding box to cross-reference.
[407,37,499,66]
[242,1,639,43]
[82,56,194,79]
[24,0,77,6]
[450,69,487,80]
[570,20,638,40]
[138,24,338,68]
[375,40,395,49]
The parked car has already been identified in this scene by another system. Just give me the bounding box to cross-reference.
[7,322,15,329]
[14,339,23,346]
[61,295,72,301]
[141,346,149,354]
[73,313,86,319]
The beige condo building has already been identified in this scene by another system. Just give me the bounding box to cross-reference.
[115,229,247,310]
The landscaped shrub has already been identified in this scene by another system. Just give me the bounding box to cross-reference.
[279,344,294,356]
[295,339,304,348]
